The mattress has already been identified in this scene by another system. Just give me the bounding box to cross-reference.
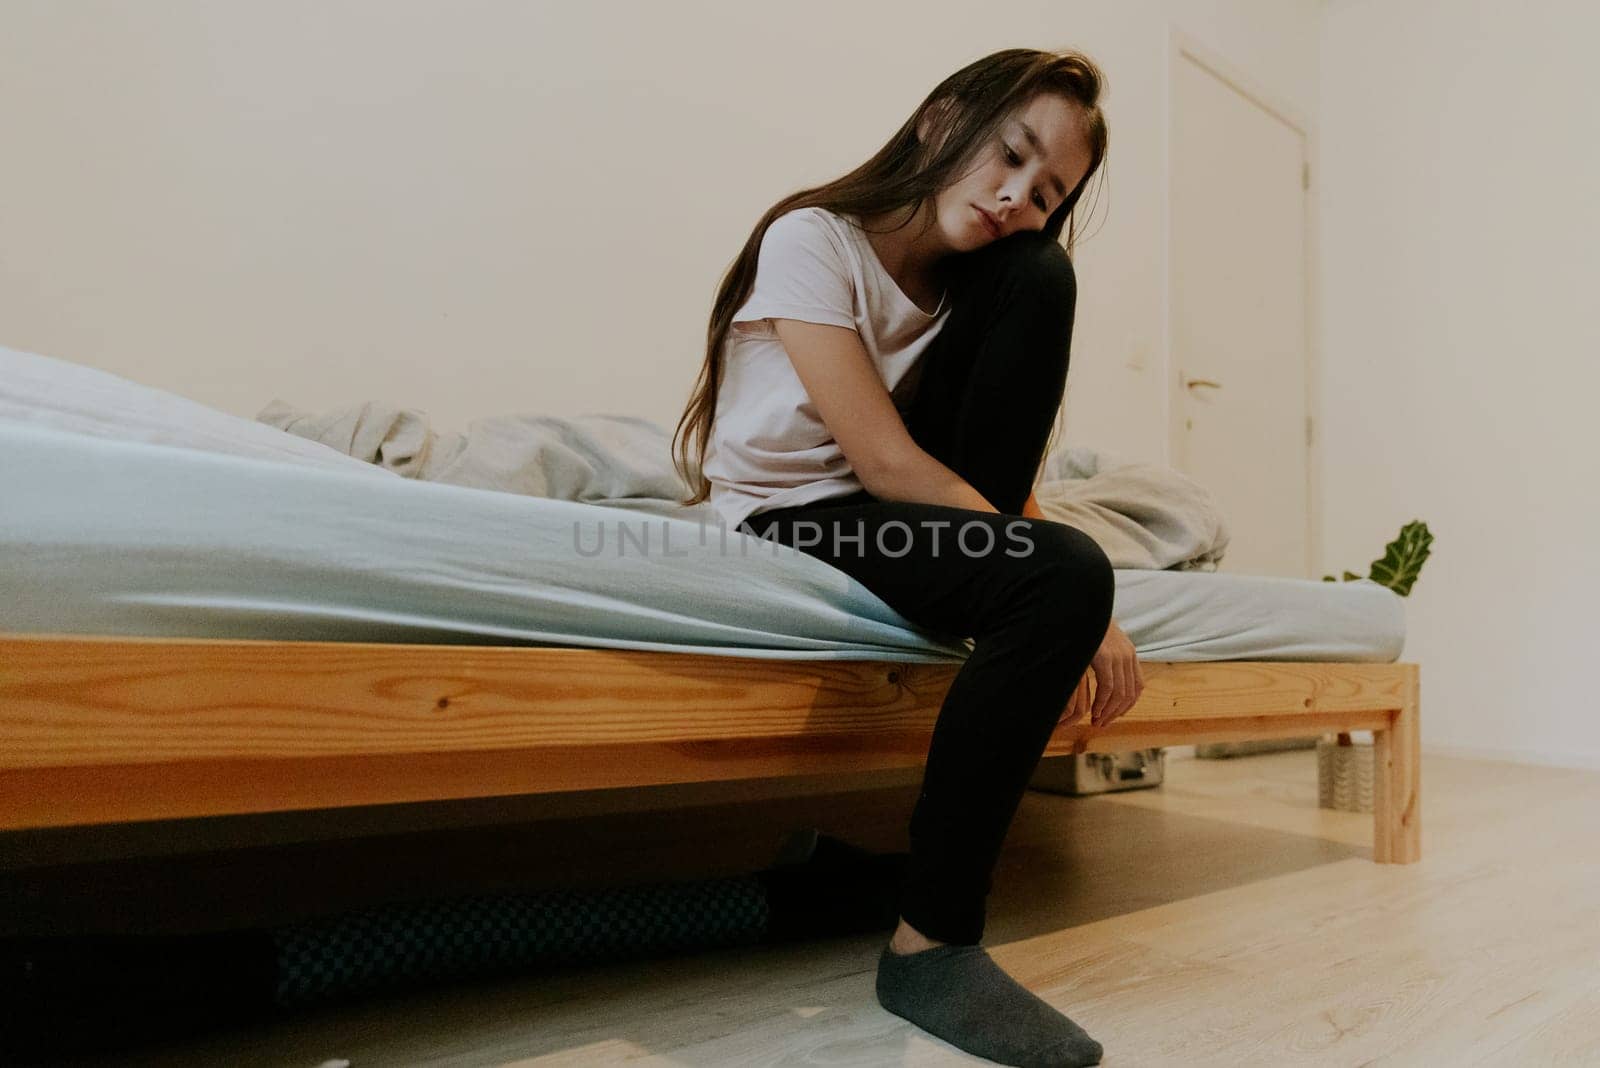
[0,420,1406,663]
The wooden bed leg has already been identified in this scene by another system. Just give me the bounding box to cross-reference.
[1372,663,1421,863]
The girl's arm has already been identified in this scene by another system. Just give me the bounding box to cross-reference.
[1021,490,1046,520]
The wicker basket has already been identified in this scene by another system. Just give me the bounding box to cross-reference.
[1316,735,1375,813]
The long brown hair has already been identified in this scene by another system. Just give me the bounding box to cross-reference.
[671,47,1109,507]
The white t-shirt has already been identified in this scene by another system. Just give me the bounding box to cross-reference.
[703,207,952,531]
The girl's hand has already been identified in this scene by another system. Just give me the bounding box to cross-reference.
[1061,620,1144,729]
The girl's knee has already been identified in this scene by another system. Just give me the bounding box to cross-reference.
[1017,522,1114,631]
[1019,518,1108,569]
[990,230,1076,306]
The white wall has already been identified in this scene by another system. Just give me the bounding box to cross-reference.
[1319,0,1600,769]
[0,0,1320,461]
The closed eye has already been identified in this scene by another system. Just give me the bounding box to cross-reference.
[1003,145,1050,213]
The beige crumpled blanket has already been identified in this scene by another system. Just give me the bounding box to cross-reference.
[1035,446,1230,571]
[258,401,1229,571]
[258,399,689,503]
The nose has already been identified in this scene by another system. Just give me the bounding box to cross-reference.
[996,185,1026,222]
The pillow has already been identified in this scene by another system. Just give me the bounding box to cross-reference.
[0,345,393,478]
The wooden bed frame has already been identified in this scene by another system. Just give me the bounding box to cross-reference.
[0,633,1419,862]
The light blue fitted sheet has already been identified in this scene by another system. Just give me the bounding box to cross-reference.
[0,422,1405,663]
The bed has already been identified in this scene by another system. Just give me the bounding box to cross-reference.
[0,408,1419,864]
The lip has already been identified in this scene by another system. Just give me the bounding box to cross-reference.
[973,205,1001,238]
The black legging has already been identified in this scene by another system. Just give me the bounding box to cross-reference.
[738,228,1115,947]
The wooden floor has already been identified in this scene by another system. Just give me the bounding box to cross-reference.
[64,750,1600,1067]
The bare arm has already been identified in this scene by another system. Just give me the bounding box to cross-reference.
[769,317,1001,515]
[868,450,1001,514]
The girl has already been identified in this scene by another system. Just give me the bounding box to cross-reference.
[673,48,1142,1068]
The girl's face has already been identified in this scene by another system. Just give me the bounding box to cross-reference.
[934,93,1096,249]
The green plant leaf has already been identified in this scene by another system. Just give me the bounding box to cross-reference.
[1368,520,1433,596]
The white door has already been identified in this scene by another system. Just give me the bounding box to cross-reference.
[1171,48,1313,578]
